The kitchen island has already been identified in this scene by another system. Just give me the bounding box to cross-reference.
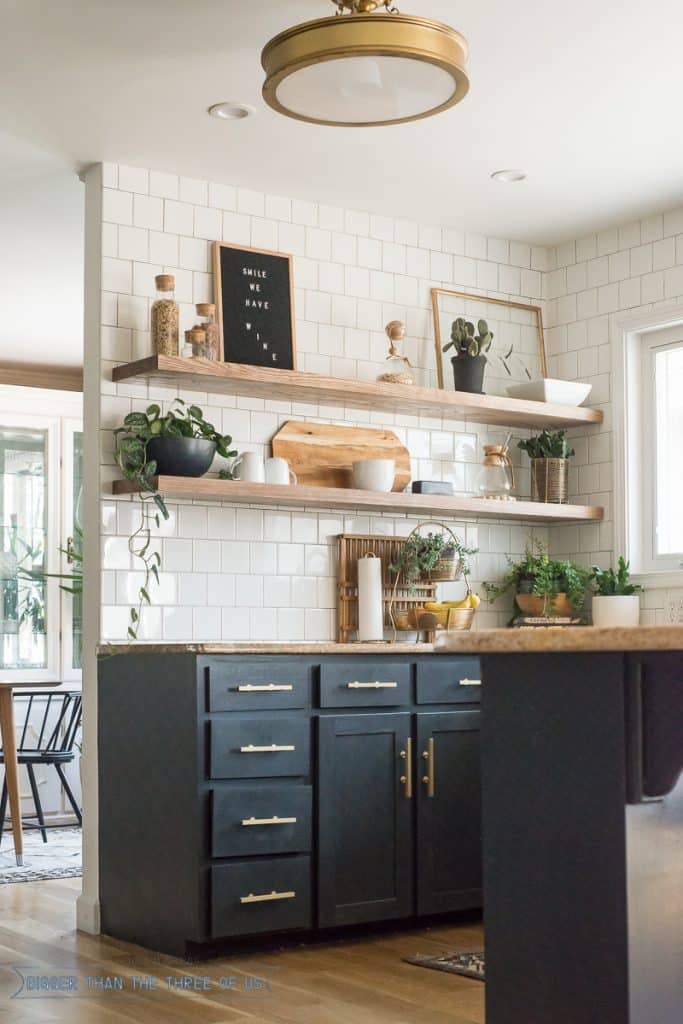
[434,626,682,1024]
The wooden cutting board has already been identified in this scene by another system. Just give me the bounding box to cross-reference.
[272,421,411,491]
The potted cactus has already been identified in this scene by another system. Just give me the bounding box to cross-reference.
[442,318,493,394]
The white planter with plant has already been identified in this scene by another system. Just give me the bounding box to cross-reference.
[591,558,642,628]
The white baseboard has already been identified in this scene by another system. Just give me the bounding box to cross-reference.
[76,893,101,934]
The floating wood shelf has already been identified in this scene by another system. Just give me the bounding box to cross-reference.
[111,478,604,524]
[112,356,604,430]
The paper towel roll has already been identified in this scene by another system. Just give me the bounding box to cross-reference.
[357,554,383,642]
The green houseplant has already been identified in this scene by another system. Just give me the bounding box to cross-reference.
[113,399,237,639]
[390,529,478,591]
[442,318,493,394]
[517,429,575,504]
[591,557,642,628]
[484,539,591,619]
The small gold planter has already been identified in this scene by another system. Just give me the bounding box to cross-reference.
[530,458,568,504]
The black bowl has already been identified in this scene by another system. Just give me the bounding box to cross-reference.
[146,437,217,478]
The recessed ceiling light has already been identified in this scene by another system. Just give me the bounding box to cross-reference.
[491,169,527,183]
[208,102,255,121]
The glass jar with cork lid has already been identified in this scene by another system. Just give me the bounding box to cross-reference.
[195,303,220,361]
[151,275,179,357]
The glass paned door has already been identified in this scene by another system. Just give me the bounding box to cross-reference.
[0,427,48,669]
[62,425,83,676]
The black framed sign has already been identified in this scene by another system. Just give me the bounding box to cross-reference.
[213,242,297,370]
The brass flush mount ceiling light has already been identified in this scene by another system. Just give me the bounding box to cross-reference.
[261,0,469,127]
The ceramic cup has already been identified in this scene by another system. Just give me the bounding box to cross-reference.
[352,458,396,492]
[232,452,265,483]
[265,457,298,486]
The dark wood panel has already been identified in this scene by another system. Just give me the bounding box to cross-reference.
[317,712,414,927]
[211,856,311,938]
[203,657,311,711]
[415,659,481,705]
[211,785,312,858]
[417,710,482,914]
[209,717,310,779]
[319,661,411,707]
[481,652,629,1024]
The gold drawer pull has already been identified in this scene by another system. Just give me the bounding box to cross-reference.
[236,684,294,692]
[347,681,398,689]
[459,678,481,686]
[240,890,296,905]
[239,744,296,753]
[241,816,297,827]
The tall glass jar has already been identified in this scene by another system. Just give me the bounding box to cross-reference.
[195,303,220,361]
[151,275,179,356]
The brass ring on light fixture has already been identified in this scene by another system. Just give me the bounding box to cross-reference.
[261,13,470,127]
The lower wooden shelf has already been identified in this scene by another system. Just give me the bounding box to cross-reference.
[111,478,604,524]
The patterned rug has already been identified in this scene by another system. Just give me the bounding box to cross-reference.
[404,950,486,981]
[0,827,82,884]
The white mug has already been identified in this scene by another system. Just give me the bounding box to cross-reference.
[233,452,265,483]
[265,457,298,486]
[352,458,396,492]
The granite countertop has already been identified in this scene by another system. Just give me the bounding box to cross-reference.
[101,627,683,656]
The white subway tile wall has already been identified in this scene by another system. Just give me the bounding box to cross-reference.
[545,206,683,620]
[95,161,635,642]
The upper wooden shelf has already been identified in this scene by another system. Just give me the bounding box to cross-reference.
[112,356,604,430]
[111,477,604,524]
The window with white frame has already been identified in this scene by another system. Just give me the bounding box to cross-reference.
[0,396,82,681]
[616,315,683,580]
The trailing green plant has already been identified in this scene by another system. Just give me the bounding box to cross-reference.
[390,531,478,592]
[113,399,237,639]
[591,557,642,597]
[517,429,575,460]
[484,538,591,615]
[443,318,494,360]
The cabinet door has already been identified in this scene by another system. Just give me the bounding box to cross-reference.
[416,710,482,915]
[317,712,414,928]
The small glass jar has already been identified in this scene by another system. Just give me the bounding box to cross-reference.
[195,303,220,361]
[150,275,179,356]
[184,326,209,359]
[478,444,515,500]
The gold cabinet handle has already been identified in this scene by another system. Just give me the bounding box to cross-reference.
[459,678,481,686]
[422,737,435,798]
[347,681,398,689]
[241,816,297,826]
[399,736,413,799]
[240,890,296,905]
[236,684,294,692]
[239,744,295,753]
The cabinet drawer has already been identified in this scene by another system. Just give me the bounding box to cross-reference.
[211,856,311,938]
[212,785,312,858]
[416,659,482,704]
[319,661,411,707]
[209,717,310,779]
[204,658,310,711]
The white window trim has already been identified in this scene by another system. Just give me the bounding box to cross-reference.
[612,305,683,589]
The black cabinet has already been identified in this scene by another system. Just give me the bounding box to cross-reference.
[317,712,414,927]
[99,651,482,956]
[416,710,482,914]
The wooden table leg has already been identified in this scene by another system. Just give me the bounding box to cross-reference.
[0,690,23,866]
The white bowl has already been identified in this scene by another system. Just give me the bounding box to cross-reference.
[506,379,592,406]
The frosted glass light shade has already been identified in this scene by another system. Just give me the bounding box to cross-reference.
[262,12,469,127]
[276,55,457,125]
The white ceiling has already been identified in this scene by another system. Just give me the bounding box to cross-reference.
[1,0,683,245]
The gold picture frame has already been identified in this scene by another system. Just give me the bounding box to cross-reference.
[431,288,547,394]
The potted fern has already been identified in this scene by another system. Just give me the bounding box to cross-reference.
[442,318,493,394]
[591,558,642,628]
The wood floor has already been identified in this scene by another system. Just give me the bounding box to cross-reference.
[0,878,485,1023]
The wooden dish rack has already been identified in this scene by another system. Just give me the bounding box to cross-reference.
[337,534,437,643]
